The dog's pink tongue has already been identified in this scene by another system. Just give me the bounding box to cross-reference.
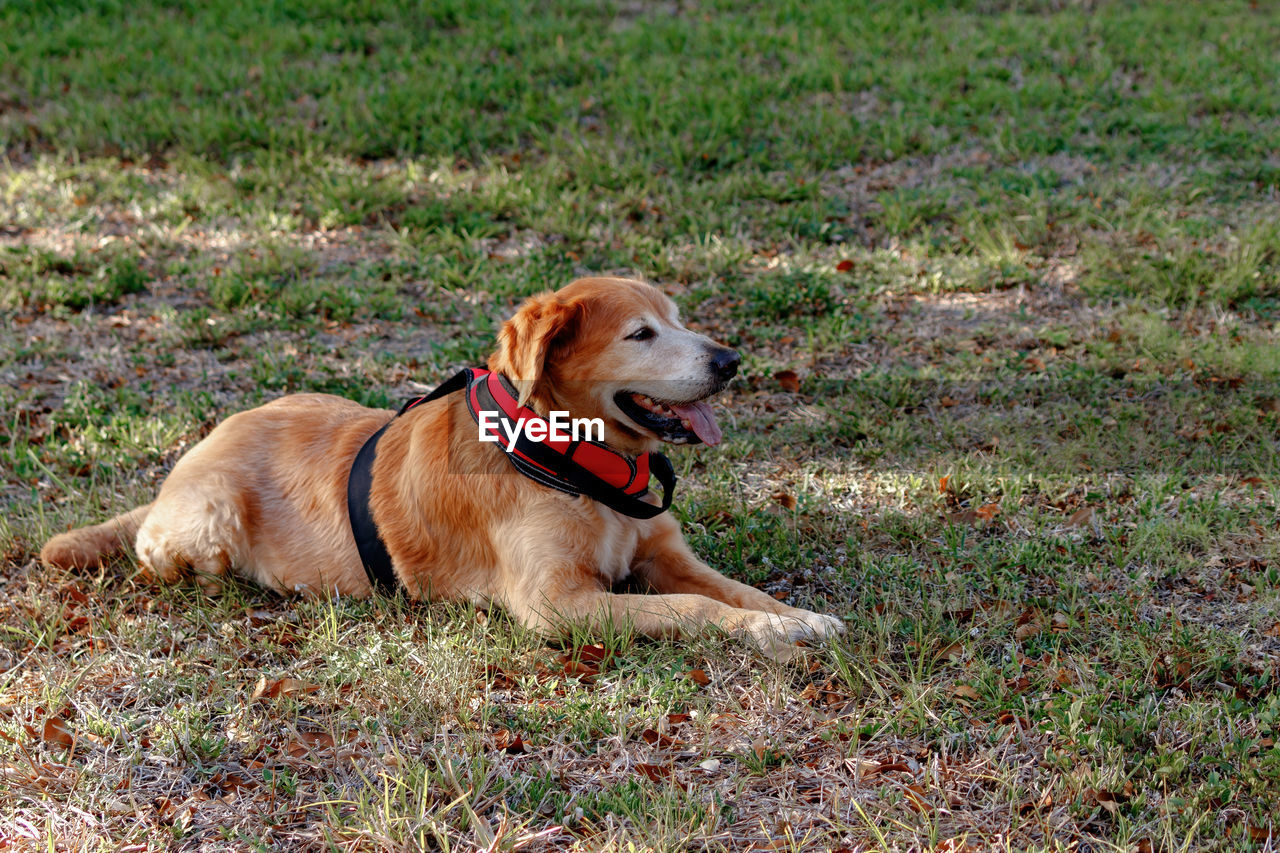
[670,401,722,446]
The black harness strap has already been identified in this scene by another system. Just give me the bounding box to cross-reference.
[345,370,470,594]
[345,368,677,595]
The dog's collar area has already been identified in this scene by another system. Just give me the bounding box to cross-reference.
[346,367,677,595]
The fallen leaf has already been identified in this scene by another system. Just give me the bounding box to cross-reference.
[836,259,855,272]
[491,729,526,754]
[1066,506,1094,527]
[974,502,1001,521]
[948,503,1000,526]
[208,771,253,794]
[685,669,710,687]
[903,783,932,813]
[1248,825,1273,842]
[58,584,89,605]
[774,370,801,393]
[936,642,964,662]
[870,761,911,776]
[635,762,671,782]
[1085,787,1130,815]
[286,731,335,757]
[250,677,320,702]
[559,659,599,680]
[1014,620,1045,642]
[772,491,797,511]
[641,728,675,748]
[484,664,519,690]
[574,644,610,665]
[42,717,75,749]
[951,685,981,703]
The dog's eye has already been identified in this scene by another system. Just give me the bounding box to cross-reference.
[626,326,656,342]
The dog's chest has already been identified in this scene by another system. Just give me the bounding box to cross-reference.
[591,506,641,586]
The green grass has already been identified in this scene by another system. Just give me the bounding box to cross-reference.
[2,0,1280,850]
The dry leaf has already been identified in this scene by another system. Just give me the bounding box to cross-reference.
[635,763,671,782]
[948,503,1000,526]
[685,669,710,687]
[836,259,855,272]
[936,839,979,853]
[41,717,75,749]
[1014,620,1045,641]
[774,370,801,393]
[1248,825,1273,842]
[903,783,932,813]
[491,729,526,754]
[1085,787,1130,815]
[560,659,599,680]
[951,685,981,703]
[250,676,320,701]
[574,644,610,665]
[974,502,1001,521]
[870,761,911,776]
[772,491,797,511]
[1066,506,1094,527]
[286,731,335,757]
[641,728,675,748]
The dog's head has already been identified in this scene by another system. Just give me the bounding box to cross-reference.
[488,277,740,455]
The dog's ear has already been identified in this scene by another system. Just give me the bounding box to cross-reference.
[488,291,581,406]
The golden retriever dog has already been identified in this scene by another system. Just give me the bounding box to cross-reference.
[41,277,844,658]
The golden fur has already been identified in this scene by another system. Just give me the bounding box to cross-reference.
[41,278,843,658]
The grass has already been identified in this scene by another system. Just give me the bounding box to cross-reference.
[2,0,1279,849]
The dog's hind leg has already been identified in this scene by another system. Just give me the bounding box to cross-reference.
[134,474,250,593]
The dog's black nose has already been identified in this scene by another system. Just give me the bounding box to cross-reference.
[710,347,740,382]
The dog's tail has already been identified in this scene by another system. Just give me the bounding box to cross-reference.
[40,503,154,570]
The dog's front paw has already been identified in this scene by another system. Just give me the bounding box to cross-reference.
[793,609,845,639]
[739,611,840,662]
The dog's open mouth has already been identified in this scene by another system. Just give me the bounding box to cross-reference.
[614,391,723,446]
